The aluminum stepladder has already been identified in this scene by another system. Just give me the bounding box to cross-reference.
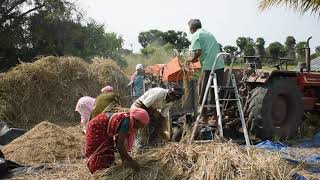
[189,53,251,146]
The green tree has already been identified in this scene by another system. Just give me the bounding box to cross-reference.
[244,43,255,56]
[223,45,237,65]
[0,0,71,26]
[138,30,164,48]
[162,30,190,51]
[141,45,157,56]
[28,12,124,65]
[284,36,296,59]
[82,21,124,61]
[0,0,75,71]
[224,45,238,55]
[268,42,286,58]
[255,37,266,56]
[246,37,254,45]
[0,0,127,71]
[236,37,248,54]
[296,41,307,61]
[138,30,190,51]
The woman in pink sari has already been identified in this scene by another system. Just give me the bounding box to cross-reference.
[75,86,114,133]
[75,96,96,133]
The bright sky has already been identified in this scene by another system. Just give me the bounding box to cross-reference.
[77,0,320,53]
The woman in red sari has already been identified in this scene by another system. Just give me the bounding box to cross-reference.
[85,107,149,173]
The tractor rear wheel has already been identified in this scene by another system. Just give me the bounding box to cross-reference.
[246,77,303,139]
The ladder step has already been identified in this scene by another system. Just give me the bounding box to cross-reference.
[220,86,235,90]
[203,104,223,108]
[219,99,239,101]
[209,86,235,90]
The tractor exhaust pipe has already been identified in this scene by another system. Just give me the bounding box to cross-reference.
[305,37,312,72]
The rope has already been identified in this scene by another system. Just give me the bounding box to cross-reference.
[180,60,197,107]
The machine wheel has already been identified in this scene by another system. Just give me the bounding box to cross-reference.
[246,77,303,139]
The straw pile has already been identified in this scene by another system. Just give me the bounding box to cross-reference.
[64,125,86,145]
[0,56,129,128]
[9,140,302,179]
[2,121,84,164]
[101,142,298,180]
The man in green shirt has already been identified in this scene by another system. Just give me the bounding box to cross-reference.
[187,19,225,125]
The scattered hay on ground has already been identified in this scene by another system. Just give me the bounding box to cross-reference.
[101,142,298,180]
[4,137,306,180]
[13,159,95,180]
[2,121,84,164]
[0,56,129,129]
[286,147,320,162]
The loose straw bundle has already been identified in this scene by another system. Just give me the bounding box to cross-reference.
[101,142,298,180]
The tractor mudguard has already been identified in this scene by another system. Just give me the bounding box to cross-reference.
[245,70,298,84]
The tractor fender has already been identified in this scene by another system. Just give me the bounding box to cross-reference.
[245,70,298,84]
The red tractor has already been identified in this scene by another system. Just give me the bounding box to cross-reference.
[240,37,320,139]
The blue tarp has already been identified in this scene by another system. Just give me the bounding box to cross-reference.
[255,140,287,151]
[298,132,320,148]
[255,132,320,179]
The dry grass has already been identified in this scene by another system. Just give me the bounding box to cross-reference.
[286,147,320,162]
[3,123,302,180]
[0,56,129,129]
[101,142,298,180]
[2,121,85,165]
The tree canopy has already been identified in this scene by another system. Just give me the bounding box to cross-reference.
[296,41,307,61]
[0,0,125,71]
[267,42,286,58]
[284,36,296,59]
[138,30,190,51]
[255,37,266,56]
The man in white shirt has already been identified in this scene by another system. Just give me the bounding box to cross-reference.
[131,87,183,145]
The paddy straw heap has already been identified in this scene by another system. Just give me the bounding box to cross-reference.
[0,56,129,128]
[2,121,85,165]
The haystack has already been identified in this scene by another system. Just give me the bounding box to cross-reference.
[2,121,84,164]
[0,56,129,128]
[101,142,298,180]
